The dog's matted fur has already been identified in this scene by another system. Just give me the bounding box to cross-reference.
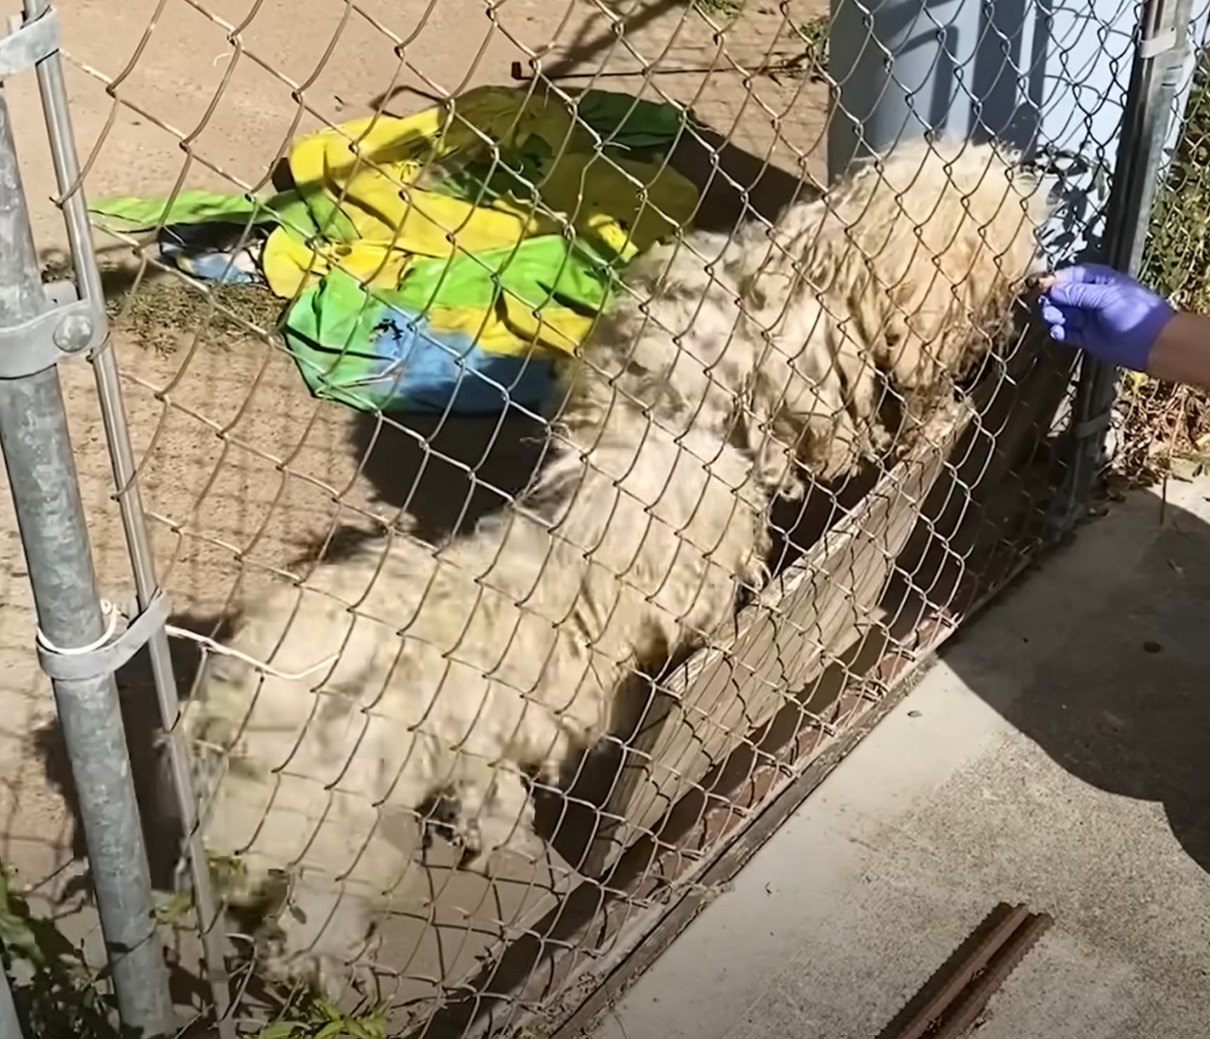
[183,228,779,993]
[180,136,1051,995]
[741,137,1052,490]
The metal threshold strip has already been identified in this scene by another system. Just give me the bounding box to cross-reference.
[876,902,1054,1039]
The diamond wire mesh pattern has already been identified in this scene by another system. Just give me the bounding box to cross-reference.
[0,0,1198,1034]
[1124,8,1210,486]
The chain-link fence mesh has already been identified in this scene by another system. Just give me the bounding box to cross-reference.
[0,0,1202,1035]
[1122,34,1210,486]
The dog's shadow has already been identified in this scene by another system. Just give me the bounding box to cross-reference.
[340,407,550,549]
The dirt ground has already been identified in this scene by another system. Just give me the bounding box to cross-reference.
[0,0,831,1025]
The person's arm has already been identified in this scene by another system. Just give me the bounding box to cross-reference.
[1143,311,1210,389]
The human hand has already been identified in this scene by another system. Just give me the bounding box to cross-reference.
[1037,263,1174,372]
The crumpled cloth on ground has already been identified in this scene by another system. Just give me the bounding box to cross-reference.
[90,86,700,414]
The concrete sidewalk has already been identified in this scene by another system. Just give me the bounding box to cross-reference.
[591,476,1210,1039]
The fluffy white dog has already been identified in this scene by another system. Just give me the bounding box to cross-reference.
[740,136,1053,489]
[179,136,1050,995]
[183,227,778,993]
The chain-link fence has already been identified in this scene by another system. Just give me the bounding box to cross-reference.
[1120,33,1210,485]
[0,0,1203,1035]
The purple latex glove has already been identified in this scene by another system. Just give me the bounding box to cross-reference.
[1038,263,1175,372]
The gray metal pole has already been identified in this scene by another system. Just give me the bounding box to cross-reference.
[0,84,172,1038]
[21,0,235,1029]
[1053,0,1197,533]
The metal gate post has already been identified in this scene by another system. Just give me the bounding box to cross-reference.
[0,14,172,1037]
[1054,0,1198,532]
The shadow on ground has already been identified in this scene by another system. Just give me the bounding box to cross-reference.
[947,492,1210,875]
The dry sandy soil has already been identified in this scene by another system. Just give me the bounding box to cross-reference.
[0,0,830,1025]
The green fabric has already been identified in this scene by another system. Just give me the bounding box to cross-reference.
[574,90,694,151]
[284,266,390,380]
[272,187,360,246]
[89,189,280,233]
[427,135,554,206]
[395,235,616,314]
[423,92,692,205]
[89,187,360,246]
[86,88,695,415]
[282,234,618,409]
[88,90,691,242]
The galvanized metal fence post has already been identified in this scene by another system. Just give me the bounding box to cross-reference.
[1055,0,1200,531]
[19,0,235,1030]
[0,15,173,1039]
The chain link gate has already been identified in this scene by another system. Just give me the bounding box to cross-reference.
[0,0,1202,1035]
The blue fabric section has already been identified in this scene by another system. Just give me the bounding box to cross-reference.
[371,308,556,414]
[159,224,263,284]
[292,302,556,415]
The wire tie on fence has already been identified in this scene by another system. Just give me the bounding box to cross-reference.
[35,591,170,682]
[163,624,340,682]
[0,7,59,78]
[35,599,119,656]
[1139,28,1178,59]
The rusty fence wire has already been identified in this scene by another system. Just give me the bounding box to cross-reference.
[0,0,1203,1036]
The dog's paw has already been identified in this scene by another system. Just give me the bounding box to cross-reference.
[415,794,487,867]
[777,468,809,501]
[259,895,381,1002]
[262,944,350,1002]
[456,799,546,874]
[455,818,485,870]
[417,790,462,852]
[865,419,894,456]
[260,926,324,993]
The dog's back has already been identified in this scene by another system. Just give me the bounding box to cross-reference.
[788,138,1051,385]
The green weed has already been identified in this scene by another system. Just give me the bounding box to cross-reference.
[0,859,387,1038]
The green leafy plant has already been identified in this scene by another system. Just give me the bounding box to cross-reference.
[1117,53,1210,484]
[0,859,388,1038]
[256,998,386,1039]
[0,862,121,1038]
[1142,54,1210,313]
[693,0,743,20]
[795,15,829,64]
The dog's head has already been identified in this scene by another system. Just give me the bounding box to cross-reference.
[722,139,1055,493]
